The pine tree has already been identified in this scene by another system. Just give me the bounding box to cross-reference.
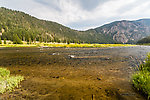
[29,38,32,44]
[4,38,6,44]
[39,36,42,43]
[67,40,70,44]
[78,40,81,44]
[0,37,2,44]
[13,34,23,44]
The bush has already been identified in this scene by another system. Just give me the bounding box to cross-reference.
[8,42,11,44]
[133,71,150,97]
[0,68,10,77]
[0,68,24,94]
[132,54,150,99]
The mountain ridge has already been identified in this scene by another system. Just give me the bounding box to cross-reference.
[0,7,150,43]
[87,19,150,43]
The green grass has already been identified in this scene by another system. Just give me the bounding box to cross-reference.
[0,68,24,94]
[132,54,150,99]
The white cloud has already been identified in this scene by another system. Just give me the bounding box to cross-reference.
[121,1,150,17]
[0,0,150,30]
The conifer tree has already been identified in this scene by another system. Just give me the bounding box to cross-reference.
[4,38,6,44]
[0,37,2,44]
[13,34,23,44]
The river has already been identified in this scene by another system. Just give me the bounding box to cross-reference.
[0,46,149,99]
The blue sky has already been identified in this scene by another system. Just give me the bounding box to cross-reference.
[0,0,150,30]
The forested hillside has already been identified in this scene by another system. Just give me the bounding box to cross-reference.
[0,7,115,44]
[2,7,150,44]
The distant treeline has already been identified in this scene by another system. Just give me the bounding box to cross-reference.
[137,36,150,44]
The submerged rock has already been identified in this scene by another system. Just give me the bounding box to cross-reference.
[97,77,101,81]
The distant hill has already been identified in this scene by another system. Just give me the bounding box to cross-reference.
[1,7,150,44]
[137,36,150,44]
[87,19,150,43]
[0,7,115,44]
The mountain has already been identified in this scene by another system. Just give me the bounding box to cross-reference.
[0,7,115,44]
[1,7,150,44]
[136,19,150,26]
[87,19,150,43]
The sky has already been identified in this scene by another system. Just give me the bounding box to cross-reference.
[0,0,150,30]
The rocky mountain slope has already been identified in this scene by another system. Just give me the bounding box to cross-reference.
[87,19,150,43]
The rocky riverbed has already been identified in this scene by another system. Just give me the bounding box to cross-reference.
[0,46,149,100]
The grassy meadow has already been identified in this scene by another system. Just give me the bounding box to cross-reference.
[0,41,136,48]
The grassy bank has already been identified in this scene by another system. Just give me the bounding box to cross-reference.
[0,68,24,94]
[132,54,150,99]
[0,43,136,48]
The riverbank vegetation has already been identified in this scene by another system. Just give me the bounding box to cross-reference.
[0,41,136,48]
[0,68,24,94]
[43,43,135,48]
[132,54,150,99]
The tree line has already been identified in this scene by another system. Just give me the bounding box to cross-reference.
[0,28,84,44]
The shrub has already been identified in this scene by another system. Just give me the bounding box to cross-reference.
[133,71,150,98]
[0,68,10,77]
[0,68,24,94]
[8,42,11,44]
[132,54,150,99]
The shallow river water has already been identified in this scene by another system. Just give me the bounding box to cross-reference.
[0,46,150,100]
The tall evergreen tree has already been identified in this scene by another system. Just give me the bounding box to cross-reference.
[67,40,70,44]
[0,37,2,44]
[4,38,6,44]
[13,34,23,44]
